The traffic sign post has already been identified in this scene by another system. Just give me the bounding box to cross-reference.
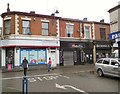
[22,77,28,94]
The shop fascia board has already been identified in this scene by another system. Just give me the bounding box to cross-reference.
[3,34,60,41]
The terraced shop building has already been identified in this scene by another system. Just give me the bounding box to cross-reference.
[0,10,60,69]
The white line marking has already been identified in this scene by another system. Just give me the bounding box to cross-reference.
[59,75,70,79]
[2,73,60,80]
[4,87,21,91]
[55,83,88,94]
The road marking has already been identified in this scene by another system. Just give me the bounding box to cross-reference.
[55,83,88,94]
[3,86,21,92]
[2,73,69,82]
[59,75,70,79]
[2,73,59,80]
[28,75,69,82]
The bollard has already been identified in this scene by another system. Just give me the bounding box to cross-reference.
[22,77,28,94]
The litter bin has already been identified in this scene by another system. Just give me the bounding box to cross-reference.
[7,64,12,71]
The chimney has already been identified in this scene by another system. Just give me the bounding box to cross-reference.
[83,18,87,21]
[30,11,35,14]
[7,3,10,12]
[100,19,104,23]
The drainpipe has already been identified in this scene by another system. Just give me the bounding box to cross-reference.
[93,41,96,64]
[118,41,120,58]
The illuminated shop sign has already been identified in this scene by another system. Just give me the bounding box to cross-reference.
[109,31,120,40]
[96,44,110,48]
[71,44,84,48]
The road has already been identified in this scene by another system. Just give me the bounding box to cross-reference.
[2,69,120,94]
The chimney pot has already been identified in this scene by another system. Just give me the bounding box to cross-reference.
[100,19,104,23]
[7,3,10,12]
[30,11,35,14]
[83,18,87,21]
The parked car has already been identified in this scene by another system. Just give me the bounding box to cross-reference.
[95,58,120,77]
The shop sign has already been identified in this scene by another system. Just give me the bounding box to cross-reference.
[109,31,120,40]
[71,44,84,48]
[96,44,110,48]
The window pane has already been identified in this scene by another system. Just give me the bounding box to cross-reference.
[22,20,30,34]
[103,60,109,65]
[42,23,48,29]
[85,26,90,39]
[66,24,73,37]
[111,60,118,65]
[42,22,48,36]
[42,29,48,35]
[97,60,103,63]
[5,20,11,34]
[100,28,106,40]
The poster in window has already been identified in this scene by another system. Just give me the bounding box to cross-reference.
[38,50,46,64]
[29,50,38,64]
[20,49,29,64]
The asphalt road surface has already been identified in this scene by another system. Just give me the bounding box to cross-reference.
[2,69,120,94]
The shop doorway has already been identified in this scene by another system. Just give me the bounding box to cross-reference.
[6,48,14,68]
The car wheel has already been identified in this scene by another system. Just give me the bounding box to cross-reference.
[97,69,103,77]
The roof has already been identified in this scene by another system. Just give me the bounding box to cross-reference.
[1,11,110,25]
[1,11,61,19]
[108,4,120,13]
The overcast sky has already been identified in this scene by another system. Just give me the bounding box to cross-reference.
[0,0,120,27]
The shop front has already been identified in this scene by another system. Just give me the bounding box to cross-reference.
[95,41,112,60]
[0,38,60,69]
[60,40,93,66]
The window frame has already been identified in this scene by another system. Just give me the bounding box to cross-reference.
[22,20,31,35]
[111,60,119,66]
[84,25,90,39]
[103,59,110,65]
[100,28,106,40]
[42,22,49,36]
[66,24,74,37]
[97,60,103,64]
[5,20,11,35]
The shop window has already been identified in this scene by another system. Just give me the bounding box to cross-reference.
[22,20,31,35]
[42,22,49,36]
[100,28,106,40]
[66,24,74,37]
[5,20,11,34]
[20,49,47,65]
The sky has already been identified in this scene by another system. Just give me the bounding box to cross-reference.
[0,0,120,27]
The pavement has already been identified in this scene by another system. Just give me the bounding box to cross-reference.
[1,63,95,74]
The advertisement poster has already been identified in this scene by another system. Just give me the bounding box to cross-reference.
[20,49,46,65]
[38,50,46,64]
[29,50,38,64]
[20,49,29,64]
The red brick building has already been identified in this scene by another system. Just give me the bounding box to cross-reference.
[0,6,111,68]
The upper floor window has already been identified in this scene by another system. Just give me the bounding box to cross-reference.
[84,26,90,39]
[42,22,49,36]
[66,24,74,37]
[22,20,31,35]
[100,28,106,40]
[5,20,11,34]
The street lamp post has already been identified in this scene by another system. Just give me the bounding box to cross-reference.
[51,10,59,36]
